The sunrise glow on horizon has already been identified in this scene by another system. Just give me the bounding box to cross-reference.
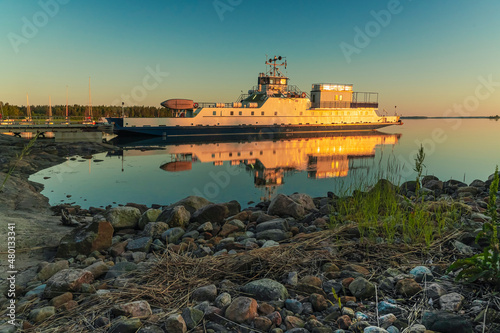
[1,0,500,116]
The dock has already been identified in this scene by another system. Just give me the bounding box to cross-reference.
[0,117,113,137]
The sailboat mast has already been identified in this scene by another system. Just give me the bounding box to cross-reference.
[88,77,92,120]
[26,93,31,120]
[66,86,69,121]
[49,95,52,120]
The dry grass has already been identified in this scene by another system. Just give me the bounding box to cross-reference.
[20,225,465,332]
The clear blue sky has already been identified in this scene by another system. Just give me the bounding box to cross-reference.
[1,0,500,116]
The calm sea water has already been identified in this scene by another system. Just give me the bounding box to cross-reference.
[29,119,500,209]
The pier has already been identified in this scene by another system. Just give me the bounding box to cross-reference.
[0,117,113,137]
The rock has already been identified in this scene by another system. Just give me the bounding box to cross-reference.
[241,278,289,301]
[142,222,169,239]
[336,315,351,329]
[348,277,376,299]
[426,283,447,300]
[256,229,291,242]
[215,292,231,309]
[268,194,305,219]
[296,275,325,295]
[44,269,94,298]
[192,284,217,303]
[138,208,162,230]
[424,180,443,191]
[254,316,273,331]
[181,307,204,329]
[422,310,473,333]
[409,266,433,282]
[56,221,114,258]
[474,308,500,324]
[165,314,187,332]
[406,324,426,333]
[105,207,141,230]
[310,293,328,312]
[49,292,73,308]
[192,204,229,224]
[285,315,306,329]
[364,327,389,333]
[470,179,486,188]
[112,300,152,318]
[225,296,258,324]
[439,292,465,312]
[343,264,370,276]
[165,205,191,228]
[285,299,304,314]
[378,301,403,316]
[84,261,109,279]
[400,181,417,194]
[162,227,185,244]
[453,240,474,255]
[289,193,316,210]
[262,240,280,248]
[105,262,137,279]
[168,196,211,214]
[126,237,153,252]
[395,278,422,297]
[256,218,290,232]
[457,186,480,196]
[223,200,241,216]
[109,318,142,333]
[28,306,55,323]
[37,260,69,281]
[110,240,129,257]
[379,314,397,329]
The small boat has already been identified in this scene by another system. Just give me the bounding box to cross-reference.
[107,56,401,137]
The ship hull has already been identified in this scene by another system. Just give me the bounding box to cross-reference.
[107,117,401,138]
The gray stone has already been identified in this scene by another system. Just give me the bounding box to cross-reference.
[289,193,316,210]
[105,207,141,230]
[406,324,426,333]
[285,299,304,314]
[104,262,137,279]
[44,269,94,298]
[197,222,213,232]
[126,237,152,252]
[142,222,169,239]
[162,227,185,244]
[112,300,152,317]
[453,240,474,255]
[439,292,465,312]
[138,208,162,230]
[256,229,291,242]
[378,313,396,329]
[348,277,376,299]
[241,278,289,301]
[426,283,447,300]
[25,284,46,298]
[268,194,306,219]
[192,203,229,224]
[215,292,231,308]
[262,240,280,248]
[422,311,473,333]
[256,218,290,232]
[192,284,217,303]
[364,327,389,333]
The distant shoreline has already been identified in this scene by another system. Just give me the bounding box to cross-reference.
[401,115,499,120]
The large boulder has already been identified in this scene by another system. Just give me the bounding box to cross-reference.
[56,221,114,258]
[422,311,473,333]
[267,194,306,219]
[192,204,229,224]
[168,196,212,214]
[37,260,69,281]
[43,269,94,298]
[104,207,141,230]
[225,297,258,324]
[164,206,191,228]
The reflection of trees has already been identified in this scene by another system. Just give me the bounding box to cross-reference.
[0,104,164,118]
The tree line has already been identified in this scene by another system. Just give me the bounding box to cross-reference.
[0,102,167,119]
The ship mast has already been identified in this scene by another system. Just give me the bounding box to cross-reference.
[49,95,52,120]
[66,86,69,121]
[88,77,92,120]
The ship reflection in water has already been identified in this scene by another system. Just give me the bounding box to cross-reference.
[109,131,401,201]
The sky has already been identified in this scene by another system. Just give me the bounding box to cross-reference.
[1,0,500,116]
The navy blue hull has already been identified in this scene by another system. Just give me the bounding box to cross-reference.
[107,118,401,139]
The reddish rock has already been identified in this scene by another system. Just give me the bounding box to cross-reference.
[225,297,258,324]
[340,296,356,303]
[219,224,240,237]
[310,293,328,312]
[44,269,94,298]
[396,278,423,297]
[342,277,355,288]
[343,264,370,276]
[56,221,114,258]
[285,315,305,330]
[258,302,275,315]
[267,311,282,326]
[49,292,73,308]
[337,315,352,329]
[110,240,129,257]
[61,300,78,311]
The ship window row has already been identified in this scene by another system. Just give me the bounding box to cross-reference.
[213,111,267,116]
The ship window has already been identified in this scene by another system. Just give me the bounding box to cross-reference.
[260,151,263,155]
[339,95,343,101]
[261,111,264,115]
[270,79,274,84]
[213,111,216,115]
[126,123,128,125]
[300,112,303,116]
[237,152,241,156]
[230,111,234,115]
[229,153,232,157]
[250,151,253,156]
[274,111,277,116]
[251,111,254,115]
[239,111,242,115]
[212,154,215,158]
[335,95,339,101]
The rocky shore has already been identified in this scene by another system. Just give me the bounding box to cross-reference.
[1,134,500,333]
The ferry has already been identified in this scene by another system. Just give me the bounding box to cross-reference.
[107,56,402,137]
